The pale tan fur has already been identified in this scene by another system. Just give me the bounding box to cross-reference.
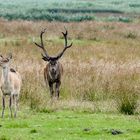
[0,54,22,118]
[1,71,21,95]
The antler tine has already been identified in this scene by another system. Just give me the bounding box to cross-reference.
[40,28,47,47]
[62,30,67,47]
[34,28,50,60]
[54,27,73,60]
[63,27,73,48]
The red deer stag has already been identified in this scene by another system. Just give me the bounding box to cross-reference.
[34,28,72,99]
[0,53,22,118]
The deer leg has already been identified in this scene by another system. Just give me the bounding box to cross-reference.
[9,95,13,118]
[56,81,61,99]
[1,95,5,118]
[14,95,18,118]
[49,82,54,98]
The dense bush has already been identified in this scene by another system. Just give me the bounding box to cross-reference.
[115,81,138,115]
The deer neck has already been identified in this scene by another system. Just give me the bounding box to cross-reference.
[49,65,60,80]
[2,66,10,85]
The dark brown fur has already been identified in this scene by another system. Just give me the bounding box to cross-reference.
[44,62,63,98]
[34,28,72,99]
[10,68,16,73]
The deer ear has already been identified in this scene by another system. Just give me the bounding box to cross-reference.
[8,53,12,60]
[0,55,3,59]
[42,56,49,61]
[41,53,49,61]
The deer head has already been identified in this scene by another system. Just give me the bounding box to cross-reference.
[34,28,72,74]
[0,53,12,68]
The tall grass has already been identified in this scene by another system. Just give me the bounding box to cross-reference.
[0,20,139,113]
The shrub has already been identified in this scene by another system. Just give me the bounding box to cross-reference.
[119,17,132,23]
[125,32,137,39]
[30,129,37,133]
[129,4,140,8]
[0,135,9,140]
[115,82,138,115]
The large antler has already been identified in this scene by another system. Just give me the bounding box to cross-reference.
[54,27,73,60]
[34,28,50,61]
[34,28,72,61]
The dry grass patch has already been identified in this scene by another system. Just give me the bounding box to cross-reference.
[0,20,139,113]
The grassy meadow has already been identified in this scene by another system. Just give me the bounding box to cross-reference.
[0,0,140,139]
[0,19,139,139]
[1,110,140,140]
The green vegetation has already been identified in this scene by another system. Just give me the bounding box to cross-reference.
[0,110,140,140]
[0,0,140,22]
[0,9,139,139]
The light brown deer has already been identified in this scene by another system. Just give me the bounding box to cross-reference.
[34,28,72,99]
[0,53,21,118]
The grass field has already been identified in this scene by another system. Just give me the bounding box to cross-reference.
[0,0,140,139]
[0,0,140,21]
[1,109,140,140]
